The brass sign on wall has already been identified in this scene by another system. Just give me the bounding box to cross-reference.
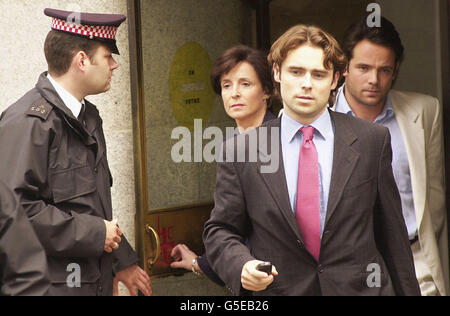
[169,42,215,131]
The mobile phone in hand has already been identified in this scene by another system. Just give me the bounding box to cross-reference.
[256,262,272,275]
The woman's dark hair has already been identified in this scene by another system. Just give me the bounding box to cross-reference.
[343,15,404,65]
[210,45,274,99]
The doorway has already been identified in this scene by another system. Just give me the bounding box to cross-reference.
[128,0,449,296]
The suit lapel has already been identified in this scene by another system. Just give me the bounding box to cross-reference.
[325,111,360,226]
[257,118,303,241]
[390,92,426,228]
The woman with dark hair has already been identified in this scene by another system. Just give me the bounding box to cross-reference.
[170,45,275,287]
[210,45,276,132]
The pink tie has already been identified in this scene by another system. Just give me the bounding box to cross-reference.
[296,126,321,260]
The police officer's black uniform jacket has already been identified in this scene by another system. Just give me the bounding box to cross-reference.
[0,72,138,295]
[0,180,50,296]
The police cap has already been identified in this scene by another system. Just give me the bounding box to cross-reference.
[44,8,126,55]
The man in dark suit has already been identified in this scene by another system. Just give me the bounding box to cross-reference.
[0,180,49,296]
[203,24,420,296]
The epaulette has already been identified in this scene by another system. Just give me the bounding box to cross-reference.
[25,98,54,120]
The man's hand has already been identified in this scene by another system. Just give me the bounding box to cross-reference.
[113,264,152,296]
[104,218,122,253]
[241,260,278,292]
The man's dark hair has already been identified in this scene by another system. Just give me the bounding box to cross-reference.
[44,30,101,76]
[211,45,274,99]
[343,15,404,65]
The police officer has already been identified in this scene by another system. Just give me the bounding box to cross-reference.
[0,8,151,296]
[0,180,50,296]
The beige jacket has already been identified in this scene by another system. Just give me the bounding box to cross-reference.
[332,89,449,295]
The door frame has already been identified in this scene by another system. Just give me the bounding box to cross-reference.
[443,0,450,273]
[127,0,149,272]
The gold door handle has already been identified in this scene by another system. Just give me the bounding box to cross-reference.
[145,224,160,267]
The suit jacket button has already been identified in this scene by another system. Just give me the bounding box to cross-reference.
[297,239,304,247]
[317,265,324,273]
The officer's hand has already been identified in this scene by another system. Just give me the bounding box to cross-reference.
[113,264,152,296]
[104,218,122,253]
[241,260,278,292]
